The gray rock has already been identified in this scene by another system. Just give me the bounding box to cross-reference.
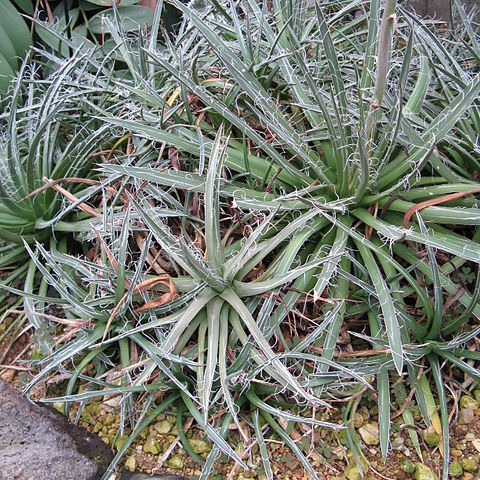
[459,407,475,425]
[406,0,478,24]
[0,379,113,480]
[392,435,406,451]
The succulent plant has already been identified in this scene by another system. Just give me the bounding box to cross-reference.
[3,1,480,479]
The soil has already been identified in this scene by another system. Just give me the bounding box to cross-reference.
[1,314,479,480]
[3,370,478,480]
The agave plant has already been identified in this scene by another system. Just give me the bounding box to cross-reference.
[10,0,480,479]
[0,47,130,351]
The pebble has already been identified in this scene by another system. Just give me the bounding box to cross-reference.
[189,438,211,454]
[392,436,405,451]
[459,408,475,425]
[423,426,440,447]
[358,422,379,446]
[143,438,161,455]
[472,438,480,453]
[401,459,415,474]
[449,460,463,477]
[167,454,184,470]
[415,463,438,480]
[359,406,370,421]
[154,420,172,435]
[474,388,480,403]
[353,413,364,429]
[52,402,65,415]
[460,396,479,410]
[455,425,468,438]
[344,465,362,480]
[412,408,422,421]
[124,455,136,473]
[87,403,102,416]
[461,455,479,473]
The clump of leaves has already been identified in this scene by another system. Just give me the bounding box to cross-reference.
[0,47,133,346]
[33,0,179,63]
[0,57,103,245]
[9,1,480,479]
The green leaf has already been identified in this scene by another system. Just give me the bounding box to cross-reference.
[0,0,31,58]
[0,24,18,71]
[313,223,349,301]
[355,239,403,373]
[202,297,223,421]
[35,13,97,58]
[160,288,216,354]
[429,354,450,480]
[247,386,342,428]
[0,50,15,92]
[416,212,443,340]
[205,127,226,274]
[140,47,314,188]
[88,5,154,34]
[253,409,273,480]
[369,311,390,458]
[11,0,33,14]
[233,253,341,297]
